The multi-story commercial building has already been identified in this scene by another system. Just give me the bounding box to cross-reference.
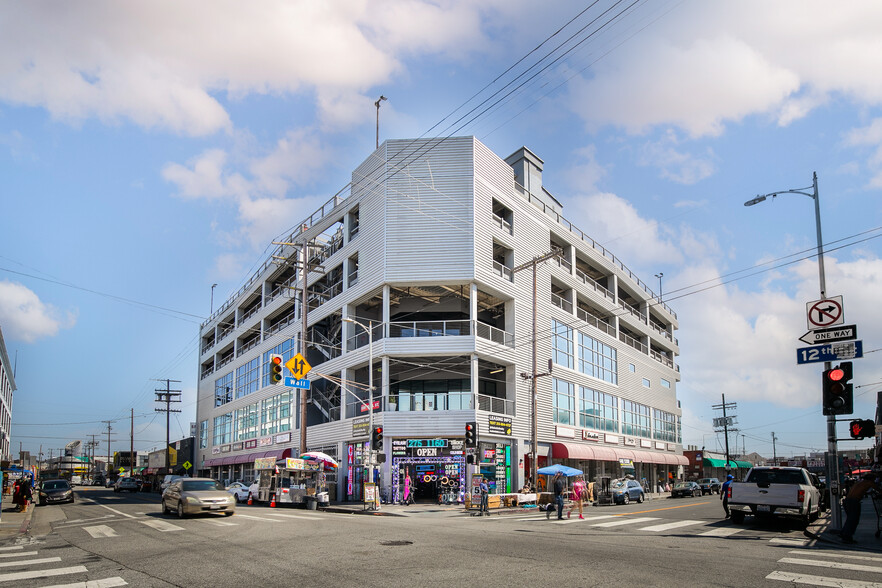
[0,327,15,462]
[195,137,684,503]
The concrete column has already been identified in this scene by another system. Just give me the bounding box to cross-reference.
[471,353,479,411]
[382,284,391,338]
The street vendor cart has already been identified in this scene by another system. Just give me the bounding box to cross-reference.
[251,457,330,508]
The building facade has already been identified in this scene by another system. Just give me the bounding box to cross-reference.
[195,137,684,503]
[0,327,15,462]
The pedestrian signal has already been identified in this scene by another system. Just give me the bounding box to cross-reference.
[270,354,283,385]
[849,419,875,439]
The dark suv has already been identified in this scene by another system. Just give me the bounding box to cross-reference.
[697,478,721,495]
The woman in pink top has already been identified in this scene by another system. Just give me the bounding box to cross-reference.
[568,475,588,519]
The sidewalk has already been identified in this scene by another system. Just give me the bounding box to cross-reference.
[0,493,34,543]
[807,498,882,548]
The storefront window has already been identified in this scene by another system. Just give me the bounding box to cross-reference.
[579,387,618,432]
[553,378,575,425]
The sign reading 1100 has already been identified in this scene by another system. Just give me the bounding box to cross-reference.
[406,439,447,448]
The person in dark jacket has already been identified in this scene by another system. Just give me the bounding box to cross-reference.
[549,472,566,520]
[840,473,882,544]
[720,474,734,518]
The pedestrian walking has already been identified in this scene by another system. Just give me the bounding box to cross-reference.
[720,474,734,518]
[839,472,882,544]
[548,472,566,520]
[480,477,489,515]
[567,475,588,519]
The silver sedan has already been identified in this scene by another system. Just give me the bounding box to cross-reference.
[162,478,235,518]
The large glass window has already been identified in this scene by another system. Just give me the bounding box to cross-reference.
[199,420,208,449]
[261,391,293,436]
[622,400,650,438]
[236,403,259,441]
[552,378,575,425]
[578,332,617,384]
[389,379,470,411]
[653,409,677,442]
[213,413,233,446]
[262,338,297,388]
[236,357,260,399]
[552,320,574,369]
[215,371,234,407]
[579,387,618,432]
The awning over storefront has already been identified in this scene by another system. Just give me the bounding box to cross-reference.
[614,448,635,461]
[551,442,619,461]
[206,448,293,469]
[703,457,752,469]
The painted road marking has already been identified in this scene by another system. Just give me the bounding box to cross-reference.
[0,552,37,559]
[83,525,118,539]
[263,512,326,520]
[590,517,659,528]
[0,548,23,553]
[0,566,88,582]
[232,514,281,523]
[139,519,184,532]
[638,520,704,532]
[788,550,882,563]
[767,570,881,587]
[770,538,813,547]
[43,577,128,588]
[698,527,745,537]
[778,557,882,574]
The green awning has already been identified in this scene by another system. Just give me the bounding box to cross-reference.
[703,457,753,469]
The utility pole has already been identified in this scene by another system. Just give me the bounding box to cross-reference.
[771,432,778,465]
[712,395,738,475]
[155,380,182,477]
[514,249,562,488]
[102,421,113,478]
[130,408,135,477]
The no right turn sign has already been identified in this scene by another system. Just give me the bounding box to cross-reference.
[806,295,843,329]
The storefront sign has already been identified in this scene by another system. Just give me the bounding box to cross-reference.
[359,400,380,413]
[667,443,676,451]
[284,458,319,471]
[604,434,619,444]
[640,439,652,448]
[352,417,369,438]
[392,438,464,458]
[619,459,634,467]
[232,442,243,451]
[555,426,575,438]
[655,442,666,450]
[488,415,512,435]
[624,437,637,446]
[254,457,275,470]
[407,439,447,448]
[414,447,439,457]
[221,445,231,453]
[259,436,273,447]
[244,440,257,449]
[582,431,600,442]
[274,432,291,444]
[211,447,221,455]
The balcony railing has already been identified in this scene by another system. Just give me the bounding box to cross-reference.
[389,392,472,412]
[345,397,383,420]
[201,365,214,380]
[492,213,513,235]
[575,268,615,301]
[266,310,298,337]
[389,320,471,338]
[239,304,261,325]
[551,292,573,314]
[201,341,215,355]
[492,260,514,282]
[649,321,675,343]
[576,307,615,337]
[650,348,675,369]
[217,323,235,341]
[475,321,515,347]
[236,336,260,357]
[554,255,572,273]
[346,322,385,351]
[618,299,647,323]
[348,269,359,287]
[477,393,515,416]
[618,331,648,354]
[217,353,235,370]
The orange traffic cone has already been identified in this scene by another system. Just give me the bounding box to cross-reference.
[247,494,252,506]
[270,494,276,508]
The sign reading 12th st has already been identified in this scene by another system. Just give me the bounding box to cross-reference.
[796,340,863,365]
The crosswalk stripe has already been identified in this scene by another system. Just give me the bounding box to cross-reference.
[770,538,812,547]
[197,519,237,527]
[84,525,118,538]
[43,577,128,588]
[140,520,184,532]
[778,557,882,574]
[788,550,882,563]
[699,527,745,537]
[638,520,704,532]
[0,552,37,559]
[0,565,88,582]
[767,570,882,587]
[0,548,24,553]
[263,512,325,520]
[0,557,62,568]
[233,514,280,523]
[590,517,659,528]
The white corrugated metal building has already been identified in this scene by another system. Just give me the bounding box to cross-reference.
[195,137,685,503]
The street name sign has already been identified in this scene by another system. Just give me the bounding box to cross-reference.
[796,340,863,365]
[798,324,857,345]
[284,376,310,389]
[805,295,844,329]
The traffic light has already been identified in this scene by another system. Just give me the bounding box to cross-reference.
[849,419,876,439]
[465,421,477,448]
[371,426,383,451]
[269,354,283,385]
[822,361,853,416]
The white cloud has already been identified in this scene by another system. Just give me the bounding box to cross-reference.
[638,130,716,185]
[563,144,606,193]
[0,281,76,343]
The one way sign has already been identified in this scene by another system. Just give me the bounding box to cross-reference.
[799,324,857,345]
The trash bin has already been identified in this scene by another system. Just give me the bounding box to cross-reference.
[305,496,317,510]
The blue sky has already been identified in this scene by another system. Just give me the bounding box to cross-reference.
[2,0,881,461]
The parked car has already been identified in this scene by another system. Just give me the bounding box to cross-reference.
[113,477,140,493]
[671,481,701,498]
[226,482,250,503]
[162,478,235,518]
[105,477,115,488]
[610,479,645,504]
[135,478,152,492]
[161,475,186,492]
[92,475,106,487]
[37,479,75,506]
[697,478,721,495]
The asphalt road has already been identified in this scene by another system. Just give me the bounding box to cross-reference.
[4,487,881,587]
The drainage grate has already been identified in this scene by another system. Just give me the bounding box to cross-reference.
[380,540,413,546]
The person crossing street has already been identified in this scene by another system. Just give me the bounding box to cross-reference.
[720,474,734,518]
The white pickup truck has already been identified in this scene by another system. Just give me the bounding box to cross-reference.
[727,466,821,526]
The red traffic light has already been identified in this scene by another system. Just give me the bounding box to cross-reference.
[827,368,845,381]
[375,426,383,435]
[271,356,282,365]
[465,424,473,431]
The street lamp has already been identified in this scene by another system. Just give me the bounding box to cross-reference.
[374,95,387,150]
[743,171,841,527]
[654,272,664,301]
[210,283,218,314]
[343,317,374,488]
